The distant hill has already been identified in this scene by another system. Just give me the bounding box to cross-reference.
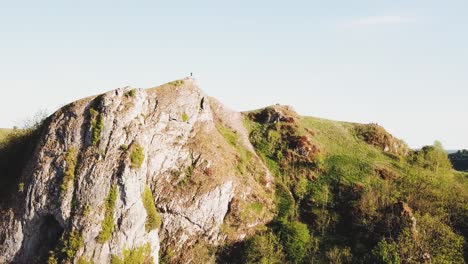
[449,150,468,171]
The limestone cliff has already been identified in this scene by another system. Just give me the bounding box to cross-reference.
[0,78,274,264]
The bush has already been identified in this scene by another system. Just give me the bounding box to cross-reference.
[47,252,58,264]
[142,186,161,232]
[244,231,285,264]
[111,243,154,264]
[278,220,311,263]
[77,257,93,264]
[60,147,78,195]
[130,144,145,169]
[61,230,83,260]
[372,214,464,263]
[409,141,452,173]
[182,112,189,122]
[326,246,353,264]
[119,144,128,151]
[97,185,118,243]
[127,89,136,97]
[90,108,104,146]
[168,80,184,86]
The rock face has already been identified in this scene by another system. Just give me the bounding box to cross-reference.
[0,78,273,263]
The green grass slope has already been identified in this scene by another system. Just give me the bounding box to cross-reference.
[219,106,468,264]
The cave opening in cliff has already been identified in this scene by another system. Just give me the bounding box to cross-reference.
[37,215,64,258]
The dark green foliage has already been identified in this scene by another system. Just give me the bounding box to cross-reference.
[127,89,137,97]
[119,144,128,151]
[0,127,43,205]
[372,214,464,263]
[244,231,285,264]
[47,229,84,263]
[131,144,145,169]
[47,252,58,264]
[90,108,104,146]
[449,149,468,171]
[326,246,353,264]
[97,185,118,243]
[142,186,161,232]
[277,221,311,263]
[60,147,78,195]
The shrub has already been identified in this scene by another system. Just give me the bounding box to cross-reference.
[18,182,24,193]
[244,231,285,264]
[372,240,401,264]
[111,243,154,264]
[142,186,161,232]
[127,89,136,97]
[60,147,78,195]
[82,204,91,217]
[77,257,93,264]
[372,214,464,264]
[326,246,353,264]
[47,252,58,264]
[409,141,452,173]
[275,183,295,221]
[182,112,189,122]
[278,220,311,263]
[90,108,104,146]
[61,230,83,260]
[119,144,128,151]
[168,80,184,86]
[130,144,145,169]
[97,185,118,243]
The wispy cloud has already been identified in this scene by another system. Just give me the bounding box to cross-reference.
[340,16,413,28]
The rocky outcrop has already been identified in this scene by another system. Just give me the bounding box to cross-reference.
[355,123,409,156]
[0,78,273,263]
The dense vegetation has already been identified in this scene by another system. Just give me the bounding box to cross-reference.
[450,150,468,172]
[218,107,468,264]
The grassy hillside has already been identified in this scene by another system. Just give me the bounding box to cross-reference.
[219,106,468,264]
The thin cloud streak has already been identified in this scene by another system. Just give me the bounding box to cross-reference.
[340,16,413,28]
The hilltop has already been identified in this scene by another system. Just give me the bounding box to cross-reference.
[0,78,467,264]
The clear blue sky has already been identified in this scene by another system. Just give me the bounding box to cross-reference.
[1,0,467,149]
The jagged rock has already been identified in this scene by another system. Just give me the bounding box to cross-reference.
[250,105,298,124]
[0,78,273,263]
[355,123,409,156]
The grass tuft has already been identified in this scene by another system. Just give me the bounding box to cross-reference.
[130,144,145,169]
[142,186,161,232]
[90,108,104,146]
[60,147,78,195]
[97,185,118,243]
